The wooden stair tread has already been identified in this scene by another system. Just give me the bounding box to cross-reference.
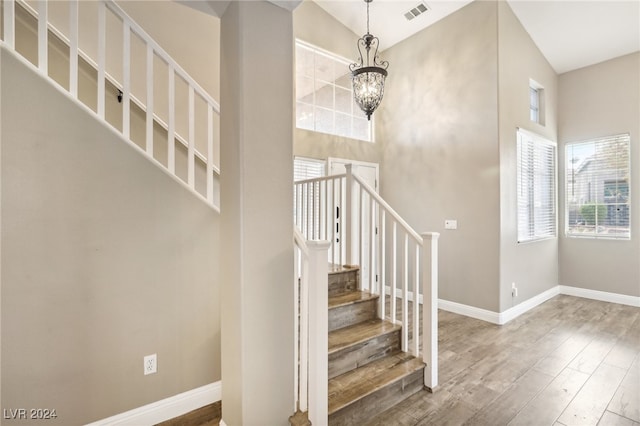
[328,264,359,275]
[328,351,425,415]
[329,291,378,310]
[329,319,401,355]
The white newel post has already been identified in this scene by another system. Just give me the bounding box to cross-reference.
[307,240,330,425]
[344,164,359,269]
[421,232,439,391]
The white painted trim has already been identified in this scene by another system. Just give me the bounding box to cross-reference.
[560,285,640,308]
[437,285,639,325]
[498,286,560,325]
[438,299,501,324]
[84,382,221,426]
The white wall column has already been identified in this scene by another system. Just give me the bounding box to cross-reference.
[220,1,294,424]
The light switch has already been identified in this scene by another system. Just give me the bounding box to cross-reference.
[444,220,458,230]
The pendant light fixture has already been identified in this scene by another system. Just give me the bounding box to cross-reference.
[350,0,389,121]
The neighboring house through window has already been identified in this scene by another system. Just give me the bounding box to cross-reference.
[517,129,557,242]
[295,40,372,142]
[566,134,631,239]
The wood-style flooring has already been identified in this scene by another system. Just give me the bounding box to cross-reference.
[164,295,640,426]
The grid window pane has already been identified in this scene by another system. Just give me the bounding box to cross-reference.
[295,40,372,142]
[565,134,630,239]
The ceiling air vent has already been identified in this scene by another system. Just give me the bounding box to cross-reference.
[404,2,429,21]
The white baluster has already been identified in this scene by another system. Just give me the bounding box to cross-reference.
[38,0,48,73]
[146,44,154,155]
[379,210,386,320]
[187,85,195,188]
[69,0,78,98]
[391,222,397,324]
[299,245,309,413]
[167,66,175,173]
[402,233,409,352]
[421,232,440,391]
[413,245,420,357]
[293,244,301,411]
[207,104,214,204]
[122,22,131,138]
[370,194,375,295]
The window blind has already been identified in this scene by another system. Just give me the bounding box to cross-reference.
[565,134,630,239]
[517,129,557,242]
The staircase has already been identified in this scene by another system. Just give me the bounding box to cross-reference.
[327,265,425,424]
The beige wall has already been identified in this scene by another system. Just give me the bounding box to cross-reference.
[1,47,220,424]
[376,1,501,311]
[558,52,640,297]
[497,2,559,311]
[292,0,381,165]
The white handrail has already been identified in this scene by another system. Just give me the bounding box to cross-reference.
[2,0,221,210]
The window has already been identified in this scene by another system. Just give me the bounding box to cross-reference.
[517,129,557,242]
[529,79,545,125]
[294,156,326,182]
[295,40,372,142]
[565,134,630,239]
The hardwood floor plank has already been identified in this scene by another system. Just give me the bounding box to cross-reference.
[598,410,640,426]
[557,362,627,426]
[467,368,555,426]
[507,367,590,425]
[607,356,640,423]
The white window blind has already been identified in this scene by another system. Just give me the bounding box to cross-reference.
[517,129,557,242]
[295,40,372,142]
[565,134,630,239]
[294,157,325,182]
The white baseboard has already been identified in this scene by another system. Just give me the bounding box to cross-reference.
[438,299,501,324]
[439,285,639,325]
[560,285,640,307]
[498,286,560,325]
[85,381,221,426]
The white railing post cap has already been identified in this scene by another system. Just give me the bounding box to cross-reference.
[305,240,331,251]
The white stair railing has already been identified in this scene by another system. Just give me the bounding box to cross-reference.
[294,164,440,396]
[293,228,329,423]
[1,0,220,211]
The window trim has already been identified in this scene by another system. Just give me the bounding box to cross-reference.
[516,128,558,244]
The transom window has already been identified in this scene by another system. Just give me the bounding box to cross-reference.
[517,129,557,243]
[295,40,372,142]
[565,134,631,239]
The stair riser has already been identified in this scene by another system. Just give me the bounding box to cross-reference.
[328,270,359,296]
[328,369,424,425]
[328,299,377,332]
[329,330,400,379]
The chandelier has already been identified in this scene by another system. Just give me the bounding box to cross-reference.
[350,0,389,121]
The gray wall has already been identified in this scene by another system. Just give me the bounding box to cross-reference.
[558,52,640,297]
[292,0,381,165]
[1,46,220,424]
[376,1,501,311]
[497,2,559,311]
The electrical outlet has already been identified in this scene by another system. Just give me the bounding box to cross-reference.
[144,354,157,375]
[511,282,518,298]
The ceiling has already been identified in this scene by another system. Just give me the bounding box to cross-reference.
[313,0,640,74]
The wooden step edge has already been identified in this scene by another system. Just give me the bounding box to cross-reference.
[328,353,425,416]
[328,319,401,355]
[328,264,360,275]
[328,291,379,310]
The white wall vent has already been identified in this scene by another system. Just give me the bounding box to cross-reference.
[404,2,429,21]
